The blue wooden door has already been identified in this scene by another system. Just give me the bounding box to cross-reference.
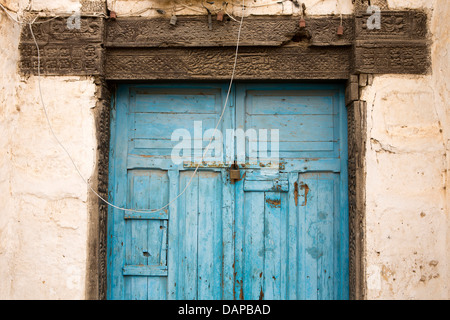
[233,84,348,300]
[107,83,348,300]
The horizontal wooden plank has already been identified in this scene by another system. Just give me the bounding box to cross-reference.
[19,12,430,78]
[247,93,334,115]
[124,211,169,220]
[123,265,168,277]
[281,158,341,172]
[105,16,354,48]
[132,89,220,114]
[244,179,289,192]
[105,46,352,80]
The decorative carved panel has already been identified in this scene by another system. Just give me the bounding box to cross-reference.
[19,12,430,79]
[105,46,352,80]
[355,10,428,40]
[19,17,104,76]
[105,15,354,48]
[353,11,429,74]
[354,40,429,74]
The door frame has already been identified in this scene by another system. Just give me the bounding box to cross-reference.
[91,80,364,300]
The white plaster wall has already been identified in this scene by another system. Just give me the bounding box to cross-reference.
[0,6,21,299]
[107,0,354,17]
[7,77,97,299]
[0,1,98,299]
[362,0,450,300]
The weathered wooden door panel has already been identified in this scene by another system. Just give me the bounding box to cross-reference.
[123,169,169,300]
[108,83,348,300]
[108,83,234,300]
[234,172,347,300]
[170,170,225,300]
[296,172,346,300]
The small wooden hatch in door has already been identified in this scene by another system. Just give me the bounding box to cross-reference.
[107,83,349,300]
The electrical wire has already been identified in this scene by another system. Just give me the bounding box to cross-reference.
[0,2,21,23]
[22,1,246,214]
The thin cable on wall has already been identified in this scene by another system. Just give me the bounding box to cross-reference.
[14,1,246,214]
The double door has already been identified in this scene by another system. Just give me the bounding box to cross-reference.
[107,83,349,300]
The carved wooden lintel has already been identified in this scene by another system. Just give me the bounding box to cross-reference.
[105,46,352,80]
[105,15,355,48]
[20,17,104,76]
[19,12,430,79]
[353,10,429,74]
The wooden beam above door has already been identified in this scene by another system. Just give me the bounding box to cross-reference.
[19,11,430,78]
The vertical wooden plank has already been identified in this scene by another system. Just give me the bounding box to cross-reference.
[279,191,288,300]
[178,171,187,299]
[221,170,235,299]
[300,174,319,300]
[212,174,224,300]
[123,173,133,300]
[147,171,168,300]
[316,174,335,300]
[338,89,350,300]
[126,89,138,300]
[106,90,117,300]
[297,174,307,300]
[167,170,179,300]
[129,173,149,300]
[243,192,265,300]
[107,85,129,300]
[333,174,341,300]
[198,172,218,299]
[158,172,169,301]
[222,83,235,166]
[235,84,246,164]
[221,83,235,299]
[287,173,298,300]
[124,218,132,300]
[234,178,245,300]
[183,171,199,299]
[264,192,281,300]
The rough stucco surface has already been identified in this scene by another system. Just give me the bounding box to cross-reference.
[362,0,450,300]
[0,0,449,300]
[0,8,20,300]
[107,0,354,17]
[0,1,98,300]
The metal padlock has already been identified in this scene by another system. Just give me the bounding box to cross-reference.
[229,162,241,184]
[230,168,241,180]
[170,15,177,26]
